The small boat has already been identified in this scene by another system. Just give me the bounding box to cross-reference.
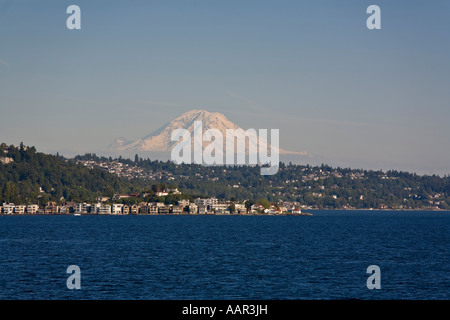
[74,213,81,216]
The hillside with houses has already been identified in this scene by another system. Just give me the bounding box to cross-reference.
[74,153,450,211]
[1,143,449,213]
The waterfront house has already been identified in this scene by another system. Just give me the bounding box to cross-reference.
[130,204,138,214]
[194,197,218,208]
[65,202,76,214]
[171,205,183,214]
[59,206,69,214]
[45,202,59,215]
[75,203,83,213]
[112,204,124,215]
[148,204,158,215]
[26,204,39,214]
[14,205,26,215]
[2,203,15,214]
[122,205,130,215]
[197,204,207,214]
[158,205,170,214]
[75,203,90,214]
[188,203,198,214]
[90,203,100,214]
[234,203,246,214]
[99,204,111,214]
[285,205,295,213]
[212,203,229,213]
[138,202,149,214]
[87,203,96,214]
[250,204,264,213]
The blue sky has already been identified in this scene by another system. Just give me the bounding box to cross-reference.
[0,1,449,175]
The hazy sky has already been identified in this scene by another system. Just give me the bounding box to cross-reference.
[0,0,449,175]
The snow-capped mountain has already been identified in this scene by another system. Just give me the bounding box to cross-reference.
[107,109,306,158]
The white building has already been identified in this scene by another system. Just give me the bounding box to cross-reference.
[112,204,124,215]
[194,198,205,206]
[158,205,170,214]
[188,203,198,214]
[59,206,69,214]
[14,205,26,215]
[197,204,208,214]
[75,203,90,214]
[212,203,230,213]
[250,204,265,213]
[148,204,159,214]
[96,196,110,203]
[90,203,100,214]
[99,204,111,214]
[2,203,15,214]
[234,203,246,213]
[178,199,190,207]
[194,197,218,208]
[169,188,181,195]
[171,205,183,214]
[26,204,39,214]
[113,194,130,200]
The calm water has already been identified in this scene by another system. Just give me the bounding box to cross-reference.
[0,211,448,300]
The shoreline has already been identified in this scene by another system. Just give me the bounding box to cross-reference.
[308,208,449,212]
[1,209,449,217]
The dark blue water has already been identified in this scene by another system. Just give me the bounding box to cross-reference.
[0,211,448,300]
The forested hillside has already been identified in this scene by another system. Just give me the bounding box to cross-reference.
[0,143,139,205]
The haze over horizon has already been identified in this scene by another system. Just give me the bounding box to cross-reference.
[1,1,449,176]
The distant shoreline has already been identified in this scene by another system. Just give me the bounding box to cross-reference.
[1,209,450,217]
[308,208,450,212]
[0,213,315,216]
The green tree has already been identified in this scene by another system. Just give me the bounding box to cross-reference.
[245,200,254,212]
[257,198,271,209]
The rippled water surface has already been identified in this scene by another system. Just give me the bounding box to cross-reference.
[0,211,448,299]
